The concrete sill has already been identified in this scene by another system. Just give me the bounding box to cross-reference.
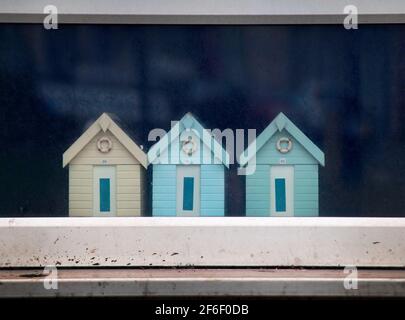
[1,268,404,298]
[2,217,405,267]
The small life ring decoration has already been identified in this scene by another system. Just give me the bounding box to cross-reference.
[97,136,113,153]
[276,137,292,154]
[181,135,197,156]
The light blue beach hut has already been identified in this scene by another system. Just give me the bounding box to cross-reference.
[148,113,230,216]
[239,113,325,217]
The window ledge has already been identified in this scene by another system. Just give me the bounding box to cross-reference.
[1,217,405,268]
[1,268,404,298]
[1,0,405,24]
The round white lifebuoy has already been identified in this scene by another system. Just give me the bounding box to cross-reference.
[181,135,197,156]
[276,137,292,154]
[97,136,113,153]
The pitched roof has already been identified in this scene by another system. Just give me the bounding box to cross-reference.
[147,113,230,167]
[239,112,325,166]
[63,113,147,168]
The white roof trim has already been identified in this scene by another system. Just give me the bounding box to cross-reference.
[62,113,147,168]
[239,112,325,167]
[147,113,230,167]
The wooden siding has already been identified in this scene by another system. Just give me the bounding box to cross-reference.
[70,131,140,166]
[69,165,93,216]
[152,165,176,216]
[200,165,225,216]
[69,164,144,217]
[116,164,142,217]
[246,165,270,216]
[148,113,229,167]
[140,165,147,215]
[255,130,317,165]
[245,129,319,217]
[245,164,319,217]
[294,165,318,216]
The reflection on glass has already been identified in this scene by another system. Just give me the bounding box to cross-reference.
[0,24,404,217]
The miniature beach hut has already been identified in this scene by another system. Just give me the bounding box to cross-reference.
[148,113,229,216]
[239,113,325,217]
[63,113,147,217]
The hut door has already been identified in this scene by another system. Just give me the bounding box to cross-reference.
[270,166,294,217]
[93,166,116,216]
[176,165,200,216]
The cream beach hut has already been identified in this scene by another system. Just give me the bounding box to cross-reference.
[63,113,147,217]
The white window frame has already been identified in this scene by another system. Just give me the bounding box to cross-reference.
[0,0,404,268]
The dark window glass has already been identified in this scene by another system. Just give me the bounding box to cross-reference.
[0,24,404,217]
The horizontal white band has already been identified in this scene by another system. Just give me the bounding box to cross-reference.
[1,217,404,267]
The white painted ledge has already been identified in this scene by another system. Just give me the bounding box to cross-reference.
[1,217,404,267]
[1,0,404,15]
[1,268,405,298]
[0,0,404,23]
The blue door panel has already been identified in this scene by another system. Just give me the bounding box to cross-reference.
[275,178,286,212]
[100,178,110,212]
[183,177,194,211]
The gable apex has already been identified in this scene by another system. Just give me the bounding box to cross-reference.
[239,112,325,167]
[182,113,195,128]
[147,113,230,167]
[98,113,111,132]
[275,112,287,131]
[63,113,147,168]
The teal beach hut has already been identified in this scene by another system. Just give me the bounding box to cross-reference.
[148,113,229,216]
[239,113,325,217]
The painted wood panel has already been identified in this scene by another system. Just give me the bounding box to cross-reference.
[69,171,92,179]
[152,165,177,216]
[117,193,141,201]
[255,131,317,165]
[70,179,92,186]
[69,194,92,201]
[117,186,139,194]
[115,209,140,216]
[69,201,93,209]
[200,165,224,216]
[140,166,146,215]
[246,164,319,217]
[69,164,93,217]
[119,179,141,186]
[246,165,270,217]
[200,193,223,201]
[294,164,319,217]
[69,186,92,194]
[117,201,141,209]
[70,131,140,165]
[117,170,140,179]
[116,164,142,217]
